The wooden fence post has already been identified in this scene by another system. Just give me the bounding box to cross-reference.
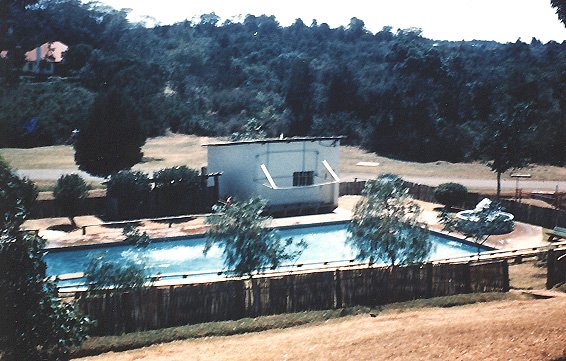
[463,262,472,294]
[334,269,342,309]
[546,249,555,290]
[425,262,433,298]
[502,260,510,292]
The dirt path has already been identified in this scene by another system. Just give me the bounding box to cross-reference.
[75,296,566,361]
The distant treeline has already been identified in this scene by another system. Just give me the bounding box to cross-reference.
[1,0,565,165]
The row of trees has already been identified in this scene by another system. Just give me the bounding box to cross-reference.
[52,166,203,224]
[1,0,565,167]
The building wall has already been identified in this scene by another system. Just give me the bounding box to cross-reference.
[207,139,340,206]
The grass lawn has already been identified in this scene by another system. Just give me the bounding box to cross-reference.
[2,134,565,182]
[71,292,525,359]
[73,294,566,361]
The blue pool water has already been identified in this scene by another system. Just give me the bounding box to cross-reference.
[45,222,484,282]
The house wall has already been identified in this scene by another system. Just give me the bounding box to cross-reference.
[207,139,340,206]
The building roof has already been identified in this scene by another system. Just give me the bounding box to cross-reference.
[203,136,344,147]
[25,41,68,63]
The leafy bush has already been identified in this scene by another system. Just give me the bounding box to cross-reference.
[348,174,432,266]
[123,225,151,248]
[205,197,306,276]
[434,182,468,209]
[153,166,201,216]
[0,157,37,230]
[53,174,90,226]
[84,251,148,291]
[106,171,151,220]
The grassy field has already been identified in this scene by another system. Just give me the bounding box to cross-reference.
[72,292,524,359]
[73,292,566,361]
[2,134,565,181]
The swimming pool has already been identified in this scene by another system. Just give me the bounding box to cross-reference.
[45,222,486,286]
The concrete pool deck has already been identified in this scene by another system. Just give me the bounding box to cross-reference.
[22,196,547,251]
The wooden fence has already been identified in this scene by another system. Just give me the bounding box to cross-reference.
[547,248,566,289]
[28,186,219,220]
[77,260,508,336]
[339,180,566,229]
[30,195,106,219]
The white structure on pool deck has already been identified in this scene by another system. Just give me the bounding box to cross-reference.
[205,136,342,211]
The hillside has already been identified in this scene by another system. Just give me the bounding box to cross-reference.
[75,295,566,361]
[2,0,565,166]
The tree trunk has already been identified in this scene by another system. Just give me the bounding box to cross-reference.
[496,171,502,200]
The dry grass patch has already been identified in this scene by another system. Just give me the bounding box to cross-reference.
[2,135,565,182]
[72,292,521,359]
[73,293,566,361]
[509,258,548,290]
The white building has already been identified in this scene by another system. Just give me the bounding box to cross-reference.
[205,136,342,214]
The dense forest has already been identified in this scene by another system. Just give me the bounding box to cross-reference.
[1,0,565,165]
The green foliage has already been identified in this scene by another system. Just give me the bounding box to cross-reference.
[434,183,468,209]
[205,197,306,276]
[122,225,151,248]
[0,159,89,361]
[439,201,514,256]
[106,170,151,220]
[0,81,95,147]
[0,156,37,231]
[347,174,432,266]
[3,1,566,166]
[74,88,146,178]
[53,173,90,225]
[0,231,91,361]
[84,225,150,291]
[84,251,148,291]
[551,0,566,25]
[479,105,530,198]
[153,166,202,216]
[285,58,313,136]
[230,118,267,141]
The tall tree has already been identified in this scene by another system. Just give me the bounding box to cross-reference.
[0,159,90,361]
[479,105,529,199]
[53,173,89,227]
[551,0,566,26]
[74,88,146,177]
[285,58,313,136]
[326,65,360,114]
[204,197,306,277]
[347,174,432,266]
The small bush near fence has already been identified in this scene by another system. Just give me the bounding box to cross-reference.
[77,260,508,336]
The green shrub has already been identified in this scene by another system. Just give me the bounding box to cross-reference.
[153,166,201,216]
[106,171,151,219]
[434,182,468,209]
[53,174,90,226]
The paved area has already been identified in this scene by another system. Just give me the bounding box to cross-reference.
[25,196,546,253]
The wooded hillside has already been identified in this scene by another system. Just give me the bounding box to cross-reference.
[1,0,565,165]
